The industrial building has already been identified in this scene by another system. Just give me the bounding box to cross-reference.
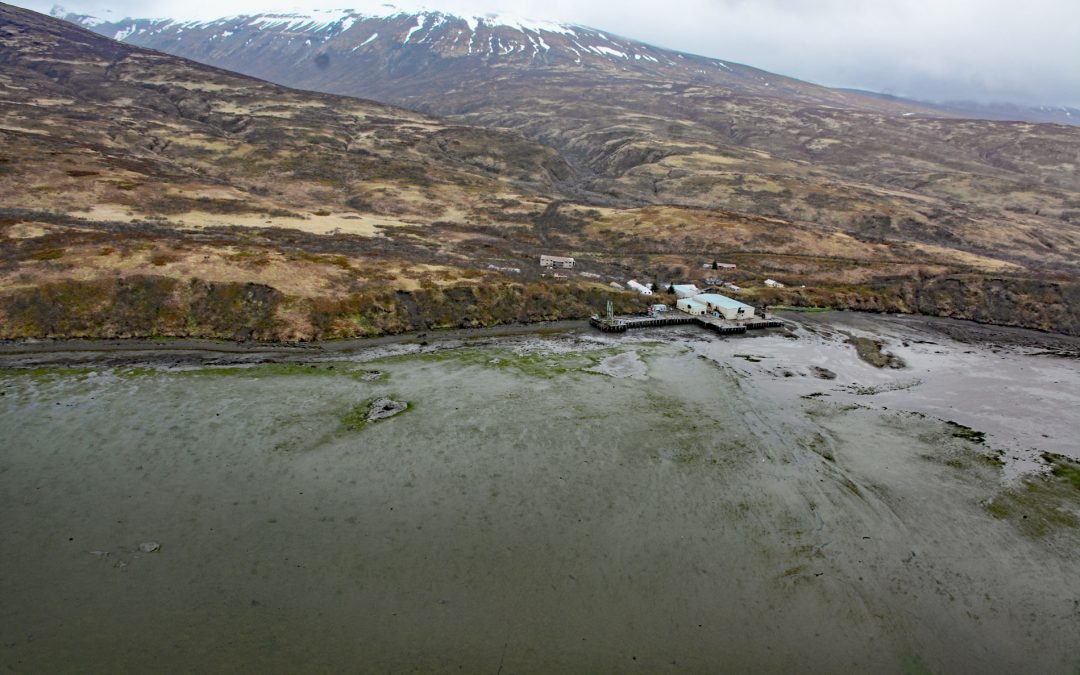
[539,255,575,269]
[627,280,654,295]
[676,298,708,315]
[672,284,701,298]
[693,293,756,320]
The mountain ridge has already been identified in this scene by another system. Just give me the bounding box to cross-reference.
[4,3,1080,339]
[61,5,1080,126]
[63,6,952,115]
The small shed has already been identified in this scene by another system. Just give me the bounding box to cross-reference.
[540,255,575,269]
[672,284,701,299]
[677,298,708,315]
[764,279,785,288]
[650,303,670,314]
[694,293,755,320]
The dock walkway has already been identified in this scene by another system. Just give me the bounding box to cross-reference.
[589,313,783,335]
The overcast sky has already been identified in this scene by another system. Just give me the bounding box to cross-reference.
[16,0,1080,107]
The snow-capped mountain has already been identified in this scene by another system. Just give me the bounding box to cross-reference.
[65,6,1079,127]
[75,7,692,68]
[65,5,889,110]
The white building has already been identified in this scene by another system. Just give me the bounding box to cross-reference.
[671,284,701,299]
[694,293,756,320]
[627,280,653,295]
[677,298,708,315]
[540,255,575,269]
[764,279,785,288]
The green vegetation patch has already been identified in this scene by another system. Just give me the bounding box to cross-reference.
[932,446,1003,471]
[341,396,411,431]
[803,432,835,462]
[0,366,96,383]
[985,454,1080,537]
[846,336,905,369]
[839,476,862,498]
[0,276,282,341]
[1045,453,1080,492]
[380,345,621,380]
[770,305,831,313]
[918,418,1001,470]
[945,420,987,444]
[182,362,380,381]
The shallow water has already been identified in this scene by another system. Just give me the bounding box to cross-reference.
[1,317,1079,673]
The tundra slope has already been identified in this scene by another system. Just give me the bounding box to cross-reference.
[1,4,1079,339]
[76,7,1080,274]
[0,3,644,340]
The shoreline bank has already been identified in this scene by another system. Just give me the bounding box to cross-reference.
[2,311,1079,370]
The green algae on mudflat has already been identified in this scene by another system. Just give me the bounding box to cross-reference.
[985,454,1080,537]
[341,396,412,431]
[374,345,624,380]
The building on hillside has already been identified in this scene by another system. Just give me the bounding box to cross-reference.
[677,298,707,315]
[540,255,575,269]
[703,262,738,270]
[672,284,701,298]
[764,278,785,288]
[694,293,756,320]
[627,280,653,295]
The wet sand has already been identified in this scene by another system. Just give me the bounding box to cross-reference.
[0,320,592,368]
[1,313,1078,673]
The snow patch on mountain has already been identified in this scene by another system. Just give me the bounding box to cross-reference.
[60,4,697,70]
[476,13,577,36]
[112,23,139,41]
[402,15,426,44]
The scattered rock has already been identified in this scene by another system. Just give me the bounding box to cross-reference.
[367,398,408,422]
[846,337,905,369]
[360,370,383,381]
[810,366,837,380]
[138,541,160,553]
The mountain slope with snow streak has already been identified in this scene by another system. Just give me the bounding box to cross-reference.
[70,6,914,111]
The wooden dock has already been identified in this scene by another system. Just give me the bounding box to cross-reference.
[745,319,784,330]
[589,313,782,335]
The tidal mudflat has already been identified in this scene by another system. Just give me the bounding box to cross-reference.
[1,314,1078,673]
